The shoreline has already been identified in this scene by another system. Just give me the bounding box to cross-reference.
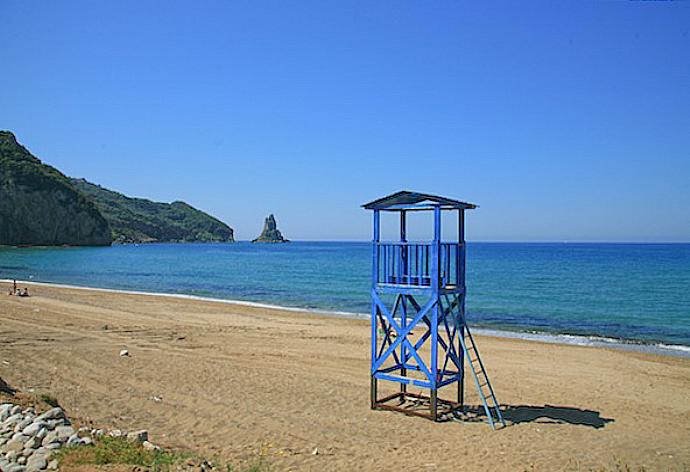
[4,278,689,359]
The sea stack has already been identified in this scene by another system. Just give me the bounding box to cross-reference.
[252,214,289,243]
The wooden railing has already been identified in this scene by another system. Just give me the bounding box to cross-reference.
[376,242,463,288]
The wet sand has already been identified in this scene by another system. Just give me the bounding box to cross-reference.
[1,282,689,471]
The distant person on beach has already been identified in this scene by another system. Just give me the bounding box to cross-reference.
[19,288,30,297]
[8,280,18,296]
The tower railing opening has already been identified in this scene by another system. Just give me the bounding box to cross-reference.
[376,241,463,288]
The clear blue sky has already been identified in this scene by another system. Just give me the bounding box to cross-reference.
[2,1,689,241]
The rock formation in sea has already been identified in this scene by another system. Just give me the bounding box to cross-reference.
[0,131,112,246]
[252,214,289,243]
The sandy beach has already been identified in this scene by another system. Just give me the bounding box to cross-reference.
[1,282,689,471]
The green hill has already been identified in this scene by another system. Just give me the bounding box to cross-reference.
[70,178,234,244]
[0,131,112,246]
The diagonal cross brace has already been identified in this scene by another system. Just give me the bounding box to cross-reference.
[440,301,461,377]
[377,294,402,364]
[372,291,434,379]
[372,291,436,380]
[440,295,463,370]
[408,295,461,370]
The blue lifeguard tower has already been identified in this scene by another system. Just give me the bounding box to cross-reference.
[362,191,504,428]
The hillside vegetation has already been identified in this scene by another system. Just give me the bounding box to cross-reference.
[70,178,234,244]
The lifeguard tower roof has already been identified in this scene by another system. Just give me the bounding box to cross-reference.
[362,190,478,212]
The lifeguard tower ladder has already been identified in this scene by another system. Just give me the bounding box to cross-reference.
[362,191,504,428]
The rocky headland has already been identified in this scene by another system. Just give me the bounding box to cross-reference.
[0,131,112,247]
[0,131,234,246]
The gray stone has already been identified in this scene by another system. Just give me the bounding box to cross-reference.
[26,455,47,472]
[127,430,148,443]
[36,409,64,422]
[66,434,81,447]
[2,439,25,454]
[81,436,93,446]
[6,449,19,462]
[43,420,62,431]
[23,436,40,450]
[142,440,159,451]
[54,426,74,442]
[28,451,50,462]
[6,464,27,472]
[14,418,33,433]
[9,406,21,416]
[109,429,123,438]
[44,443,61,450]
[41,431,59,446]
[10,433,29,443]
[35,428,48,442]
[3,414,23,428]
[17,456,27,465]
[22,422,47,437]
[47,460,58,470]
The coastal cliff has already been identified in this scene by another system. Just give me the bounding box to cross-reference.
[0,131,112,246]
[71,179,235,244]
[0,131,235,246]
[252,214,289,243]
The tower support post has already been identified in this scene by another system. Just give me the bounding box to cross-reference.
[370,210,380,409]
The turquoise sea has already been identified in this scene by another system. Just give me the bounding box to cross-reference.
[1,242,689,354]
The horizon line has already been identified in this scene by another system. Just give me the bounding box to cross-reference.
[226,239,690,244]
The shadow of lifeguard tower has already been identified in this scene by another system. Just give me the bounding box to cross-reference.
[362,191,504,428]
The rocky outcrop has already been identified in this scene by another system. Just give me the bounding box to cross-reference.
[1,403,89,471]
[252,214,289,243]
[0,401,160,472]
[0,131,112,247]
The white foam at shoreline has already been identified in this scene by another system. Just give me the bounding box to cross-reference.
[3,279,689,359]
[0,279,368,319]
[470,328,690,358]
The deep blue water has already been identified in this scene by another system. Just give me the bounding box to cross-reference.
[1,242,689,348]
